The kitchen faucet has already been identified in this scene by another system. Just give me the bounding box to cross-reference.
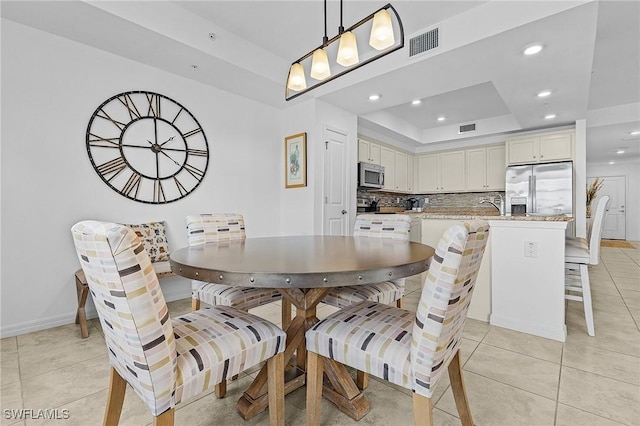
[480,194,505,215]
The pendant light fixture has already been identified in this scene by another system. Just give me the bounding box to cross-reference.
[369,8,395,50]
[286,63,307,91]
[285,2,404,101]
[310,0,331,80]
[336,0,359,66]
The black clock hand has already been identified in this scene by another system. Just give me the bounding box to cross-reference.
[160,136,175,146]
[159,150,182,167]
[153,117,158,144]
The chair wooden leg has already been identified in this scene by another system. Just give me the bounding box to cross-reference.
[191,298,201,311]
[153,408,174,426]
[267,352,285,426]
[356,370,369,390]
[281,301,292,330]
[412,393,433,426]
[103,367,126,426]
[75,271,90,338]
[580,264,595,336]
[448,350,473,426]
[215,381,227,399]
[306,351,324,426]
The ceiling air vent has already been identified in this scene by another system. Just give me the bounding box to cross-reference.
[409,27,439,57]
[459,123,476,134]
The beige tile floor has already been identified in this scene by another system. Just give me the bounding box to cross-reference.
[1,243,639,425]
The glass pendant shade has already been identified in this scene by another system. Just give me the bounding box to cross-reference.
[369,9,394,50]
[310,48,331,80]
[336,31,359,66]
[287,63,307,91]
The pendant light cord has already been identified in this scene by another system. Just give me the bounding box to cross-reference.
[323,0,328,44]
[339,0,344,33]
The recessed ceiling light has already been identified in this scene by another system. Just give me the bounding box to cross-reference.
[544,113,556,119]
[368,93,381,101]
[617,149,625,154]
[437,116,446,122]
[608,161,616,165]
[537,90,552,98]
[524,44,543,55]
[630,130,640,136]
[411,99,422,106]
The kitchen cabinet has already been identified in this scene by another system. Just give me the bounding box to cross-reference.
[374,145,413,193]
[466,145,506,191]
[506,131,574,165]
[358,139,381,164]
[395,151,409,192]
[417,151,466,193]
[380,146,395,191]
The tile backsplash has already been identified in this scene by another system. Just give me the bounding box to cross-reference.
[357,189,505,209]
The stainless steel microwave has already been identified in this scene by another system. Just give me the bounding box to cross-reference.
[358,162,385,189]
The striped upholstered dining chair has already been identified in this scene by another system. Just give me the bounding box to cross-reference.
[322,214,412,309]
[186,214,285,314]
[306,220,490,426]
[71,221,285,426]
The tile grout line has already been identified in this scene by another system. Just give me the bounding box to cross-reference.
[601,254,640,331]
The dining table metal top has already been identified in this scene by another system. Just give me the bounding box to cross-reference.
[169,235,434,289]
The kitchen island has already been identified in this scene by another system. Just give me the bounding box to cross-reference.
[410,211,572,342]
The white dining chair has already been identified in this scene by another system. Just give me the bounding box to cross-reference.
[565,195,610,336]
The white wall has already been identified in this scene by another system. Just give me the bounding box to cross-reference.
[0,20,285,337]
[586,160,640,241]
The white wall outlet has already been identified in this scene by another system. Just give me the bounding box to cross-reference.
[525,241,538,258]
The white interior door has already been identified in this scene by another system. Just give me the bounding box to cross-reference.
[589,176,626,240]
[323,127,348,235]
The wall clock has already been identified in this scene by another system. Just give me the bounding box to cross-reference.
[86,90,209,204]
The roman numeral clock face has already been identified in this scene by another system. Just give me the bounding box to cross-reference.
[86,91,209,203]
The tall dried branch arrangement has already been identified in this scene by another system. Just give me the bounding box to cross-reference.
[586,178,604,205]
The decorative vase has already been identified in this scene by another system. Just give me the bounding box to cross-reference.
[586,203,592,218]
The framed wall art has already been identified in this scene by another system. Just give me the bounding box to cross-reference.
[284,132,307,188]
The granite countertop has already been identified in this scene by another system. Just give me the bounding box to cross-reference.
[364,207,574,222]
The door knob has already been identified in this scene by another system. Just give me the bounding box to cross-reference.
[341,210,347,214]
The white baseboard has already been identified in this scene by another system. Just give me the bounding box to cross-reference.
[0,281,191,338]
[490,314,567,342]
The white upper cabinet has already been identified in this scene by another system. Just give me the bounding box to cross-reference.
[466,145,506,191]
[417,154,439,193]
[417,151,466,193]
[395,151,409,192]
[358,139,381,164]
[506,131,574,165]
[380,146,396,191]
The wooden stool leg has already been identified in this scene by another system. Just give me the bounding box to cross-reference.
[267,352,285,426]
[448,350,473,426]
[75,271,90,339]
[153,408,174,426]
[103,367,126,426]
[306,351,324,426]
[412,393,433,426]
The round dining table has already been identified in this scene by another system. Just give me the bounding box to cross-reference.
[170,235,435,421]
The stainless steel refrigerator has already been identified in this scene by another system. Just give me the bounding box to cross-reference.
[505,161,573,215]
